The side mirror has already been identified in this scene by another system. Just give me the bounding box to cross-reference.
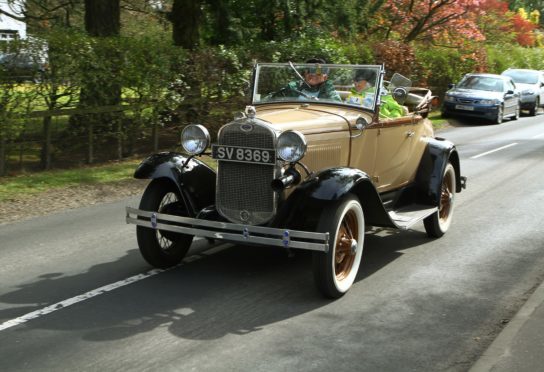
[448,83,455,89]
[506,89,515,95]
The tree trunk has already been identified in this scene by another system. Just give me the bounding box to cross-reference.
[41,116,52,170]
[0,135,5,176]
[117,118,123,160]
[69,0,122,161]
[88,121,94,164]
[84,0,120,37]
[152,121,159,152]
[170,0,202,49]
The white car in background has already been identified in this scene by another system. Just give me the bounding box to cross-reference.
[501,68,544,116]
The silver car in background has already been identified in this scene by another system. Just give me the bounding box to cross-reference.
[501,68,544,116]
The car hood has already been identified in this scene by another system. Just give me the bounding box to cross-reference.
[255,104,364,134]
[447,88,503,100]
[515,83,537,91]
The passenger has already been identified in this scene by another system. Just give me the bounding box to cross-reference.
[345,69,404,118]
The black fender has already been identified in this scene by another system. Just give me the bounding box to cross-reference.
[415,137,462,206]
[273,167,396,230]
[134,152,216,216]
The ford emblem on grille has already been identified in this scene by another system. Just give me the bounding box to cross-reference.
[240,210,250,221]
[241,124,253,132]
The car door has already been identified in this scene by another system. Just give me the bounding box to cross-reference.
[503,79,517,115]
[371,116,418,192]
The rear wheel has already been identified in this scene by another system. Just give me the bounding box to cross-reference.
[424,163,456,238]
[136,179,193,268]
[313,196,365,298]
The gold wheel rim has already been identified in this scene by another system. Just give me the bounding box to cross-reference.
[335,209,358,281]
[439,169,454,222]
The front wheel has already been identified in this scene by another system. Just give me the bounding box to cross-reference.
[424,163,456,238]
[136,179,193,268]
[313,195,365,298]
[494,105,504,124]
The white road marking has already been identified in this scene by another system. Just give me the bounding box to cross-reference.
[532,132,544,139]
[470,143,518,159]
[0,243,232,332]
[0,268,167,331]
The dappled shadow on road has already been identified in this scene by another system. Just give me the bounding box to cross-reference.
[443,117,494,127]
[0,227,433,342]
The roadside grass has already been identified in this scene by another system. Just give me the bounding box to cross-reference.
[0,159,141,202]
[0,155,217,202]
[429,110,448,129]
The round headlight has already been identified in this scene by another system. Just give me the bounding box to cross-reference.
[181,124,210,155]
[277,130,307,162]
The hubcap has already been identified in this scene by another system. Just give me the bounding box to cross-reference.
[335,210,358,281]
[439,171,454,222]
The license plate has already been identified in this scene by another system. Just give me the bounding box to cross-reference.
[212,145,276,165]
[455,104,474,111]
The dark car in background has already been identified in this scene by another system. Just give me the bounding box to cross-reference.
[442,73,520,124]
[501,68,544,116]
[0,52,46,82]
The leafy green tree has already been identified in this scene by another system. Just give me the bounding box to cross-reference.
[33,31,82,169]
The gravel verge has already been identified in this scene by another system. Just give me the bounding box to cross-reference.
[0,179,149,225]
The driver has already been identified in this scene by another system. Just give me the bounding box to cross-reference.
[275,58,341,101]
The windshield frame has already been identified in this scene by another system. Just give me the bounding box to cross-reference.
[251,63,385,112]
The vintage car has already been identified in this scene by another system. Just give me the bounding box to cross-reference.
[126,62,467,298]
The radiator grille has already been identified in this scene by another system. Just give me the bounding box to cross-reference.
[216,121,277,225]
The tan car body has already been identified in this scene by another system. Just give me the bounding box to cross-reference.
[256,102,434,194]
[127,63,466,298]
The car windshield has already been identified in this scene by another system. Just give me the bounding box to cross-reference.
[252,63,384,111]
[457,76,504,92]
[502,70,539,84]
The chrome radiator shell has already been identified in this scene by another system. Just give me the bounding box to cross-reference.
[215,119,279,225]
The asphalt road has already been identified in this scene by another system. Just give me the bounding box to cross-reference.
[1,113,544,371]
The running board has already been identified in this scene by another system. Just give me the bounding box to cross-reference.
[388,205,438,230]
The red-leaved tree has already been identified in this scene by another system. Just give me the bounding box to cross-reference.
[512,13,537,46]
[378,0,485,45]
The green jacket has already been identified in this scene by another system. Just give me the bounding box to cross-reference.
[346,87,404,118]
[282,80,342,102]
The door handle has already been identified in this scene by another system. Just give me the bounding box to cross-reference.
[406,131,415,137]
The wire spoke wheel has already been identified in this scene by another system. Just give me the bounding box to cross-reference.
[136,179,193,268]
[424,163,456,238]
[335,211,359,281]
[313,195,365,298]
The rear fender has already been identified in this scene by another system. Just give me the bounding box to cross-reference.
[415,138,462,205]
[134,152,216,216]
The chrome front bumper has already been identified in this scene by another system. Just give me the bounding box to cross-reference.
[126,207,329,252]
